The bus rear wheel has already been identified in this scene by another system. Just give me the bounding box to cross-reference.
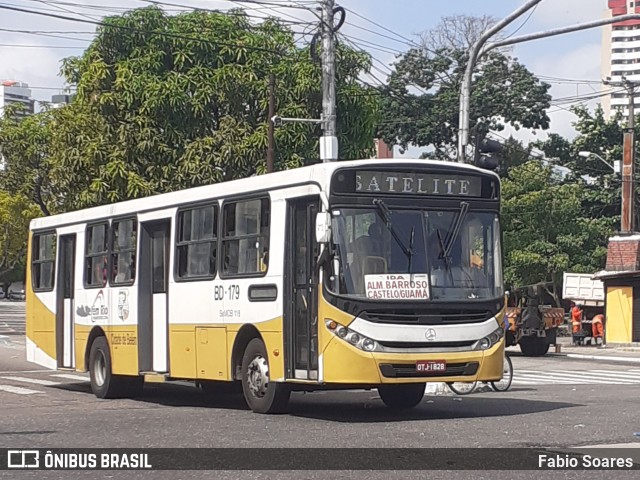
[89,336,143,399]
[378,383,426,409]
[241,338,290,414]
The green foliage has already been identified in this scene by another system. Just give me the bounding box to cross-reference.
[51,7,378,209]
[494,136,536,179]
[501,161,608,290]
[377,17,551,156]
[535,105,622,226]
[0,104,58,216]
[0,191,40,282]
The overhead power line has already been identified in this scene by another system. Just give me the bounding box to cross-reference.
[0,43,85,48]
[0,4,289,55]
[341,6,421,49]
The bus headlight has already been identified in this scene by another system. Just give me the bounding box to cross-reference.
[336,326,348,338]
[362,338,376,351]
[325,320,378,352]
[475,326,504,351]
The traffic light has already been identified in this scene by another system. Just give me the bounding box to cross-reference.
[474,138,502,171]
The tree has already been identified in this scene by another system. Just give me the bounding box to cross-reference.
[0,103,58,216]
[0,192,40,285]
[501,161,609,305]
[535,105,623,226]
[50,7,378,210]
[494,136,537,179]
[377,15,551,157]
[0,104,56,286]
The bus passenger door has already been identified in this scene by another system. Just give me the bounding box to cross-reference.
[56,234,76,369]
[139,220,170,373]
[285,197,320,380]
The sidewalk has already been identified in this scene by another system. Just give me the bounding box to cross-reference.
[544,336,640,363]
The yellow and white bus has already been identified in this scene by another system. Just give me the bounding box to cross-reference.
[26,159,505,413]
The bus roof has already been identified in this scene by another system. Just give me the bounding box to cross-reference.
[30,158,497,231]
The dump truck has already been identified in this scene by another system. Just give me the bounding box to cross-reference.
[562,272,605,343]
[505,283,565,356]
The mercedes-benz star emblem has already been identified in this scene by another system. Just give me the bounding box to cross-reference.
[425,328,436,341]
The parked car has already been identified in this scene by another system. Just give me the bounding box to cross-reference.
[8,290,25,301]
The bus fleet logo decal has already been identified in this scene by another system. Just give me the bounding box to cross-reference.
[117,290,129,321]
[76,290,109,323]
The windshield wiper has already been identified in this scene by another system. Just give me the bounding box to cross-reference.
[436,228,451,268]
[408,226,415,274]
[442,201,470,260]
[373,198,414,263]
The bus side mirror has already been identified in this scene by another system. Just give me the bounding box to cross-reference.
[315,212,332,243]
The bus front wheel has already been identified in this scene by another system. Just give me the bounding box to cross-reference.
[241,338,290,414]
[89,336,143,399]
[378,383,426,409]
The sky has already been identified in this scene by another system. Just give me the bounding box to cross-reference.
[0,0,607,157]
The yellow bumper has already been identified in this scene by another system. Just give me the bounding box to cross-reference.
[322,336,505,384]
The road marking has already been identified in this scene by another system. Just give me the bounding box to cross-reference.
[0,376,59,386]
[513,369,640,385]
[511,373,571,384]
[565,353,640,364]
[172,381,196,388]
[0,370,51,374]
[51,374,89,382]
[586,370,640,379]
[0,385,42,395]
[517,370,640,384]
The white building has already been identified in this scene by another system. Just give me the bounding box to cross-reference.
[50,93,73,109]
[602,1,640,121]
[0,80,34,118]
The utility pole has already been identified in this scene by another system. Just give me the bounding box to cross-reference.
[459,10,640,164]
[457,0,543,163]
[320,0,338,162]
[605,76,638,233]
[267,73,276,173]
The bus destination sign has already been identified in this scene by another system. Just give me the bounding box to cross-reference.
[355,171,482,197]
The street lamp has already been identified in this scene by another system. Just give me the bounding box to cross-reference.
[578,151,621,173]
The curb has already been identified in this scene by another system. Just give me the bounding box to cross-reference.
[556,353,640,364]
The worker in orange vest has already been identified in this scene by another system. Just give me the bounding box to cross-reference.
[571,303,583,334]
[592,314,605,339]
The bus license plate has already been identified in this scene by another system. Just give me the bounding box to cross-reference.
[416,360,446,374]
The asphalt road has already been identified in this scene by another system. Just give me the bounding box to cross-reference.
[0,300,26,336]
[1,303,639,480]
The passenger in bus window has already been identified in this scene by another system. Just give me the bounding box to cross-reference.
[260,248,268,272]
[93,256,107,286]
[115,255,130,283]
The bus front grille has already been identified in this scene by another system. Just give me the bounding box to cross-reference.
[378,361,479,378]
[376,340,476,349]
[363,311,491,325]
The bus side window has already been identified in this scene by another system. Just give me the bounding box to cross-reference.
[111,218,137,285]
[32,232,57,291]
[222,198,270,277]
[176,205,217,281]
[85,223,109,288]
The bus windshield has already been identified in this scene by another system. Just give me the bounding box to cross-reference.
[329,207,503,301]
